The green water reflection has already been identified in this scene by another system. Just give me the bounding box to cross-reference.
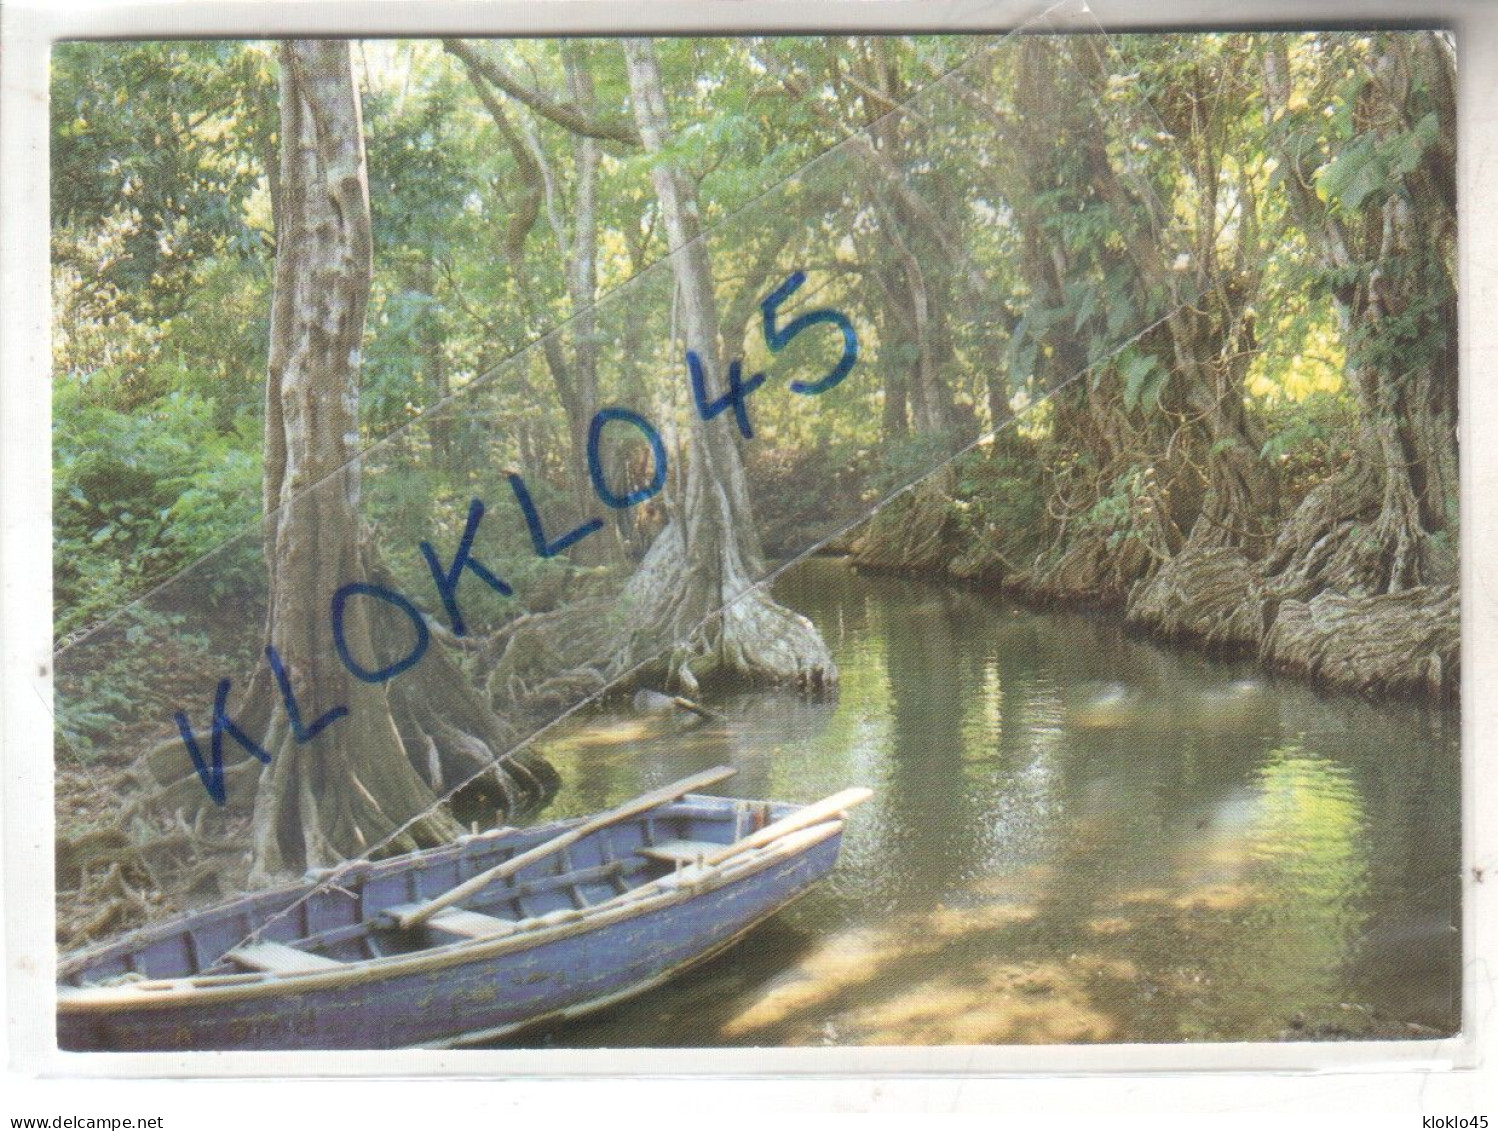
[507,558,1459,1046]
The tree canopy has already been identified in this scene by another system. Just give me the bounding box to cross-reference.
[52,30,1457,935]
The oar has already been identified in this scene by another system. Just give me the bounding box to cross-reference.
[702,787,873,867]
[593,786,874,913]
[384,765,738,930]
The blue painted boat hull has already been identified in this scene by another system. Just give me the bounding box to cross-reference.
[57,796,845,1051]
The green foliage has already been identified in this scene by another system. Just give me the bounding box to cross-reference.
[870,431,968,497]
[1271,32,1455,387]
[1257,390,1357,504]
[51,41,273,323]
[1345,251,1450,376]
[1117,348,1169,411]
[950,447,1046,554]
[1314,112,1440,212]
[364,288,443,427]
[54,384,262,640]
[48,31,1457,667]
[56,607,216,758]
[1079,470,1151,548]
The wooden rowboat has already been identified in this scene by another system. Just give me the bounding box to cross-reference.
[57,768,871,1051]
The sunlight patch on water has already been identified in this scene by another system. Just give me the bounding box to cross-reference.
[852,960,1121,1045]
[714,900,1154,1045]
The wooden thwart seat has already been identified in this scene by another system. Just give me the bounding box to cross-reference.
[225,940,345,975]
[383,767,739,932]
[427,908,518,940]
[382,903,518,940]
[636,839,724,865]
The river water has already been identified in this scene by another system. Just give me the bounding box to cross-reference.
[507,557,1460,1046]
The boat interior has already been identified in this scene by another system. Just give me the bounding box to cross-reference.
[61,795,783,988]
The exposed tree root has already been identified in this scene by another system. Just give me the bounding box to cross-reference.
[383,615,560,818]
[706,578,835,688]
[247,703,467,887]
[56,853,160,949]
[487,526,835,712]
[125,753,261,826]
[850,472,964,575]
[832,453,1457,703]
[947,537,1011,584]
[620,518,835,690]
[57,827,136,891]
[1126,546,1270,654]
[1261,585,1458,699]
[1260,461,1383,600]
[1023,532,1151,608]
[487,596,624,704]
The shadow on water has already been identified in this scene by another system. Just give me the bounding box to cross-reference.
[500,558,1460,1047]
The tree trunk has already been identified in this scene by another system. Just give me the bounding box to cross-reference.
[863,50,955,439]
[871,256,913,438]
[620,38,835,689]
[1259,35,1457,598]
[420,260,454,469]
[1000,38,1165,604]
[610,222,661,557]
[550,46,621,565]
[1072,43,1279,561]
[458,49,620,567]
[1040,40,1279,641]
[250,42,553,883]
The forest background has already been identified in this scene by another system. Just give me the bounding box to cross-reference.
[50,30,1458,943]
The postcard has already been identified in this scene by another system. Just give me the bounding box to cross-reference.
[23,1,1467,1069]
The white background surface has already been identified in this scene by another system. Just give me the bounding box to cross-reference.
[3,0,1495,1118]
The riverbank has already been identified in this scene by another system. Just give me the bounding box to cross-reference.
[842,457,1459,704]
[56,552,1460,1049]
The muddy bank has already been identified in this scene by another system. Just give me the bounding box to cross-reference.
[846,479,1458,703]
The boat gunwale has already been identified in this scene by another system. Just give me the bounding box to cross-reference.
[57,818,844,1013]
[55,795,754,981]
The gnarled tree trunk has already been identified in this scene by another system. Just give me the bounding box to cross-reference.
[619,38,835,689]
[1061,42,1278,644]
[250,41,553,883]
[1255,34,1457,695]
[1259,34,1456,600]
